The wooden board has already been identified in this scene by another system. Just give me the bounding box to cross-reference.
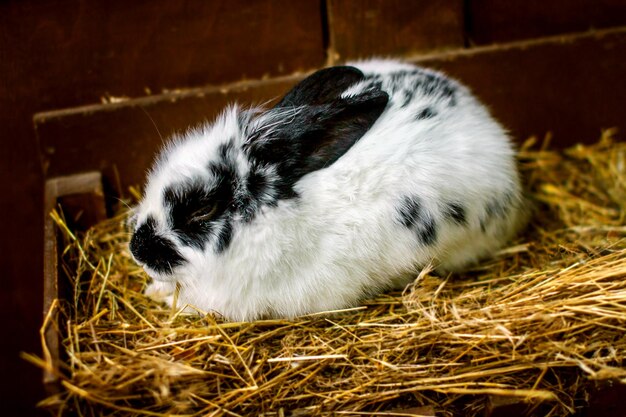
[8,0,324,109]
[42,172,106,394]
[327,0,464,61]
[35,27,626,197]
[467,0,626,45]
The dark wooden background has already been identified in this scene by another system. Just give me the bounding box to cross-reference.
[2,1,626,414]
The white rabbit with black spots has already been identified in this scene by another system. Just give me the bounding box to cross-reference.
[129,59,527,321]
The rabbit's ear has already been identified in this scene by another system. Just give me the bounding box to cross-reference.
[274,66,365,108]
[246,90,389,185]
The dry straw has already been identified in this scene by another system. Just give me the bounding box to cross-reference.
[27,130,626,416]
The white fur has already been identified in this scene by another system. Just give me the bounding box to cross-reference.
[134,59,527,321]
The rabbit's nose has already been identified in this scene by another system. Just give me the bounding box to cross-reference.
[130,216,185,273]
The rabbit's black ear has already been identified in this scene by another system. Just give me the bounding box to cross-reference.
[294,91,389,175]
[274,66,365,108]
[246,90,389,190]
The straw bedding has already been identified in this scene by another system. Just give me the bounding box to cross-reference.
[30,131,626,416]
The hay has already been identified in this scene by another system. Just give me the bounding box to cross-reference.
[29,130,626,416]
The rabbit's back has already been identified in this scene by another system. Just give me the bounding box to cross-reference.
[298,59,526,274]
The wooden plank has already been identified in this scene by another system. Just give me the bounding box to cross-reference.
[327,0,464,62]
[35,27,626,197]
[8,0,323,108]
[467,0,626,45]
[42,172,106,394]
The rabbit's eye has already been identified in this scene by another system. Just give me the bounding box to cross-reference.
[188,204,218,224]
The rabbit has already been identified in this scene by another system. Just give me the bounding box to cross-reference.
[129,59,527,321]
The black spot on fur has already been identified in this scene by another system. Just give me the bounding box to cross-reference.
[397,196,438,246]
[220,144,274,223]
[210,162,238,201]
[480,193,513,232]
[388,72,403,85]
[243,166,281,213]
[163,163,238,251]
[218,142,234,160]
[444,202,467,225]
[371,69,457,107]
[246,168,268,200]
[414,72,457,106]
[400,88,415,108]
[215,220,233,253]
[130,216,185,273]
[164,182,217,249]
[161,147,273,253]
[416,107,437,120]
[398,196,421,228]
[244,137,299,201]
[419,216,437,245]
[236,194,256,222]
